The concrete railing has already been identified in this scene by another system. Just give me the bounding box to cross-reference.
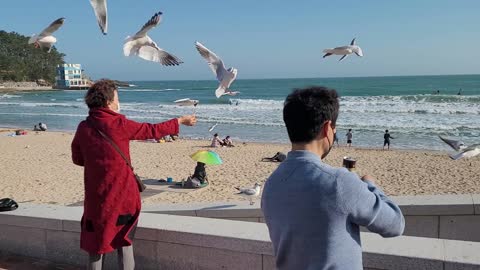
[1,204,480,269]
[142,194,480,242]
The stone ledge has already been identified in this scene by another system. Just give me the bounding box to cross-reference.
[472,194,480,215]
[139,194,479,218]
[393,194,475,216]
[1,204,480,269]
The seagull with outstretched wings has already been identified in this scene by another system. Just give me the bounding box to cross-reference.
[124,12,183,66]
[28,18,65,53]
[195,41,238,98]
[89,0,108,35]
[323,38,364,61]
[439,136,480,161]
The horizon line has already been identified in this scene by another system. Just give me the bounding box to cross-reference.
[118,73,480,82]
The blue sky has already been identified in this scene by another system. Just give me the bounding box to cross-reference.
[2,1,480,80]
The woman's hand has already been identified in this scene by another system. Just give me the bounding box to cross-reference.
[178,115,197,126]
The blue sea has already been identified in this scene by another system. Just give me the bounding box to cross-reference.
[1,75,479,150]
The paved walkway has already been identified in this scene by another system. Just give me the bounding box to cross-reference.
[0,253,81,270]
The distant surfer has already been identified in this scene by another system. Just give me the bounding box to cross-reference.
[457,88,462,95]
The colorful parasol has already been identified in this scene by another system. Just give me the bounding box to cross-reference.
[190,150,223,165]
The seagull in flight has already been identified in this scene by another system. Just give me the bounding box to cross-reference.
[439,136,467,151]
[124,12,183,66]
[450,145,480,160]
[28,18,65,53]
[208,123,218,132]
[439,136,480,161]
[174,98,199,106]
[89,0,107,35]
[235,183,261,205]
[223,91,241,96]
[323,38,364,61]
[195,41,238,98]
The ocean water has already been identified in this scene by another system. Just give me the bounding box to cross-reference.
[0,75,479,150]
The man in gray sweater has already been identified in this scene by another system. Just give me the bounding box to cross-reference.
[261,86,405,270]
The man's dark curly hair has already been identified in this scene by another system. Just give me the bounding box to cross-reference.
[84,79,117,109]
[283,86,339,143]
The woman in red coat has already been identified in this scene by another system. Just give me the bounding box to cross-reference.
[71,80,196,269]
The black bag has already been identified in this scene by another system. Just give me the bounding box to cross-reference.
[0,198,18,212]
[88,121,146,192]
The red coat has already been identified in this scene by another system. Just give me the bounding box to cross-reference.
[71,108,179,254]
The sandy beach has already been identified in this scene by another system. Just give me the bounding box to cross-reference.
[0,129,479,206]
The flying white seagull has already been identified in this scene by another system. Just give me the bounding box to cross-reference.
[439,136,467,151]
[124,12,183,66]
[235,183,261,205]
[208,123,218,132]
[223,91,240,96]
[89,0,107,35]
[174,98,199,106]
[28,18,65,53]
[439,136,480,160]
[195,41,238,98]
[323,38,364,61]
[450,145,480,160]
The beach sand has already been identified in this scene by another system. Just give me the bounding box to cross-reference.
[0,130,479,206]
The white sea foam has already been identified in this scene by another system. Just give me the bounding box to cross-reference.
[0,94,21,99]
[0,112,86,117]
[0,102,85,108]
[118,88,181,92]
[0,93,478,149]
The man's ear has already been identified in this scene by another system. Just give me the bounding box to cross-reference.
[322,121,331,137]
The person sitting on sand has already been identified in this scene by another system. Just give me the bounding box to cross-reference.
[183,162,208,188]
[38,122,47,131]
[211,133,223,147]
[262,152,287,162]
[222,136,234,147]
[192,162,208,184]
[33,125,41,131]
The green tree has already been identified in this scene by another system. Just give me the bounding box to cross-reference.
[0,30,66,83]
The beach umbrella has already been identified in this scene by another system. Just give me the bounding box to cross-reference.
[190,150,222,165]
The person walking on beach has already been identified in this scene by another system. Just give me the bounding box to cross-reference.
[383,129,394,150]
[261,86,404,270]
[346,129,353,147]
[71,79,196,270]
[333,132,339,147]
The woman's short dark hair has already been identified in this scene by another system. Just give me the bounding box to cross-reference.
[283,86,339,143]
[214,133,218,137]
[84,79,117,109]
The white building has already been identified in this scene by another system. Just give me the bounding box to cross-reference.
[55,64,90,89]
